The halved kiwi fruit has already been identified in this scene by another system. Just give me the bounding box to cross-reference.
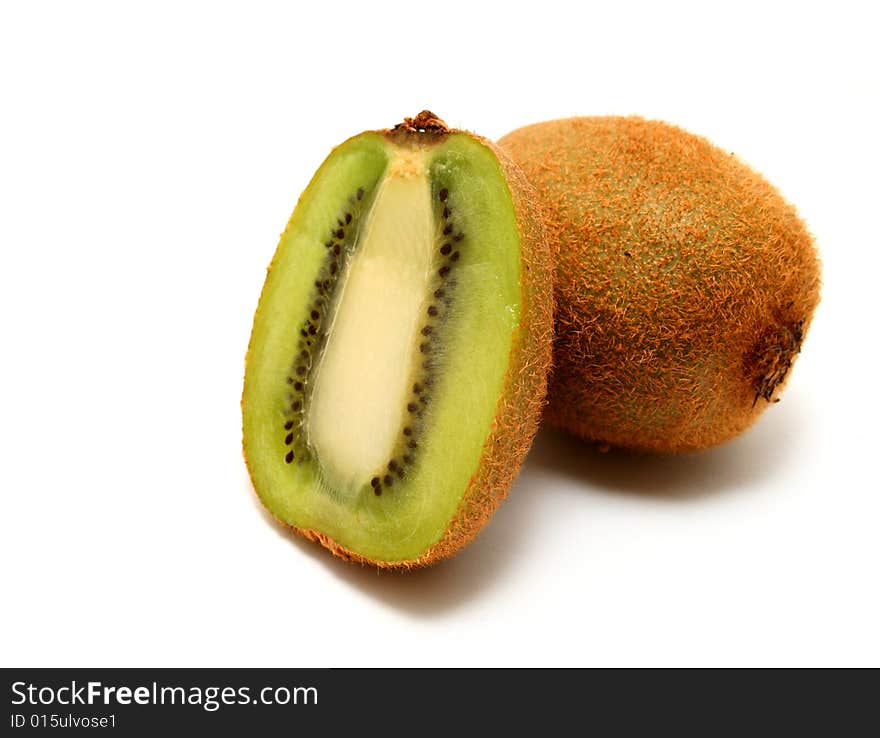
[243,112,553,568]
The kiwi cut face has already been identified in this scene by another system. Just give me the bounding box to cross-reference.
[243,116,552,567]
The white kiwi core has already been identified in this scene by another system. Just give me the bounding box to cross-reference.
[307,148,434,489]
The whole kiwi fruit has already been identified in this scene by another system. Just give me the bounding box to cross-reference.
[499,116,821,452]
[242,112,553,568]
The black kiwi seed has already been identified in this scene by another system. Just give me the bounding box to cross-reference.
[284,421,294,430]
[285,451,294,463]
[294,382,303,391]
[407,402,418,412]
[308,325,317,335]
[335,228,344,239]
[296,366,306,376]
[439,188,448,201]
[383,475,393,487]
[324,242,332,249]
[443,224,453,235]
[439,266,450,278]
[408,440,418,449]
[427,305,438,317]
[403,454,412,465]
[420,343,431,353]
[443,206,450,218]
[370,476,380,487]
[454,233,464,242]
[285,433,294,445]
[300,350,308,359]
[451,251,460,261]
[413,383,422,394]
[403,427,412,436]
[310,310,319,320]
[357,187,364,200]
[434,289,445,298]
[388,460,398,472]
[345,213,352,224]
[421,326,432,336]
[333,244,341,256]
[330,262,337,275]
[440,243,452,255]
[292,400,302,411]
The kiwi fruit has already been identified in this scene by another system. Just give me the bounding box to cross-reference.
[499,116,821,452]
[242,111,553,568]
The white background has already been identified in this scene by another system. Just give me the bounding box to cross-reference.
[1,1,878,667]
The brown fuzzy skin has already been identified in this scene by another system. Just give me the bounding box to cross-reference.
[248,112,554,568]
[499,117,821,452]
